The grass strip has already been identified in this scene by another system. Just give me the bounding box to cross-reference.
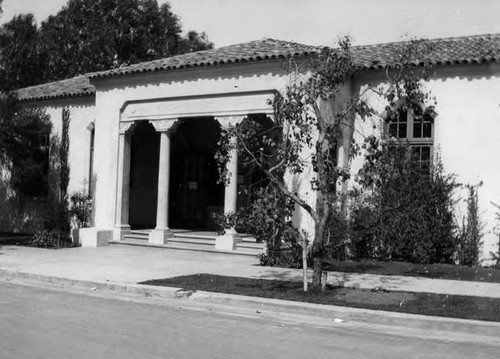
[141,274,500,322]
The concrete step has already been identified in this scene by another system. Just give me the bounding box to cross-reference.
[110,238,261,257]
[170,236,215,246]
[124,234,215,246]
[236,242,264,250]
[125,230,258,243]
[119,229,263,256]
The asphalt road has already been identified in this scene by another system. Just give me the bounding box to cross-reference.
[0,282,497,359]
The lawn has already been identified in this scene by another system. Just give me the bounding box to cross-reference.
[141,274,500,322]
[321,259,500,283]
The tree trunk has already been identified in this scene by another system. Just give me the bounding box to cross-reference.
[312,256,323,291]
[302,243,308,292]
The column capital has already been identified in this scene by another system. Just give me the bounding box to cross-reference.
[150,119,179,133]
[119,121,135,135]
[215,115,245,129]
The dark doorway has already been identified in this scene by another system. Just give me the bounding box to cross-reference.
[129,121,160,229]
[170,117,224,230]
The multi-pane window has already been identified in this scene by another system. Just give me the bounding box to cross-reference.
[388,108,434,167]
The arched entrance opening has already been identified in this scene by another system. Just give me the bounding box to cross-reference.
[128,121,160,229]
[170,117,224,230]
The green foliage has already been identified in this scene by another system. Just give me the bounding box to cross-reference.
[48,108,72,234]
[0,93,52,197]
[30,231,71,248]
[354,142,458,264]
[215,38,439,290]
[0,0,214,88]
[492,203,500,269]
[214,182,303,268]
[0,14,42,91]
[69,191,93,228]
[258,247,302,268]
[215,183,300,246]
[239,184,299,247]
[456,184,484,266]
[60,108,70,199]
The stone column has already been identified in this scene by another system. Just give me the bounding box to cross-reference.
[215,115,245,251]
[113,121,135,241]
[148,119,178,245]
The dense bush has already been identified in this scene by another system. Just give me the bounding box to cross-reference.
[30,231,71,248]
[0,93,52,198]
[258,246,302,268]
[69,190,93,228]
[353,140,459,264]
[456,184,484,266]
[492,203,500,268]
[215,183,303,267]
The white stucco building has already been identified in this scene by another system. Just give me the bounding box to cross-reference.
[7,34,500,262]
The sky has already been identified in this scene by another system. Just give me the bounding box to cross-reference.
[1,0,499,47]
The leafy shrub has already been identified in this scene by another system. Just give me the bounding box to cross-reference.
[258,246,302,268]
[30,231,71,248]
[348,189,379,259]
[492,203,500,269]
[456,184,484,266]
[354,140,458,264]
[215,183,302,267]
[0,94,52,198]
[69,191,92,228]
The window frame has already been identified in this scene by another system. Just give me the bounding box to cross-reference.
[386,107,434,166]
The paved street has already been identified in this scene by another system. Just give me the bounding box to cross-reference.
[0,282,497,359]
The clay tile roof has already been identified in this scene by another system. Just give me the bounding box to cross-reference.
[87,38,320,79]
[17,76,95,102]
[350,33,500,70]
[16,34,500,102]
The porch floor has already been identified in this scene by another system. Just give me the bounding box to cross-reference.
[109,229,263,257]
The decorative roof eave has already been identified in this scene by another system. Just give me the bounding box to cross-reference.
[355,57,500,71]
[88,54,314,80]
[16,75,96,103]
[18,91,95,103]
[87,38,322,80]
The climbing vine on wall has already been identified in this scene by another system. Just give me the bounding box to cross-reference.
[60,108,70,199]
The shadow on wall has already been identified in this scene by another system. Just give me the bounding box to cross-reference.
[0,173,48,234]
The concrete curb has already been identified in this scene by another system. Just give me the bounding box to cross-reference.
[1,268,499,341]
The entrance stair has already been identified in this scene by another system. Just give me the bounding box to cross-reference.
[110,229,263,257]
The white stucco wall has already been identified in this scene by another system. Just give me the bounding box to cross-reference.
[91,61,317,233]
[431,64,500,263]
[86,59,500,262]
[349,63,500,263]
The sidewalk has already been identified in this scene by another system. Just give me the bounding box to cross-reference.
[1,244,500,298]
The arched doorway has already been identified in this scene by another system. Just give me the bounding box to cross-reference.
[170,117,224,230]
[128,121,160,229]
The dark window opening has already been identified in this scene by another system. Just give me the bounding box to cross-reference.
[88,126,95,195]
